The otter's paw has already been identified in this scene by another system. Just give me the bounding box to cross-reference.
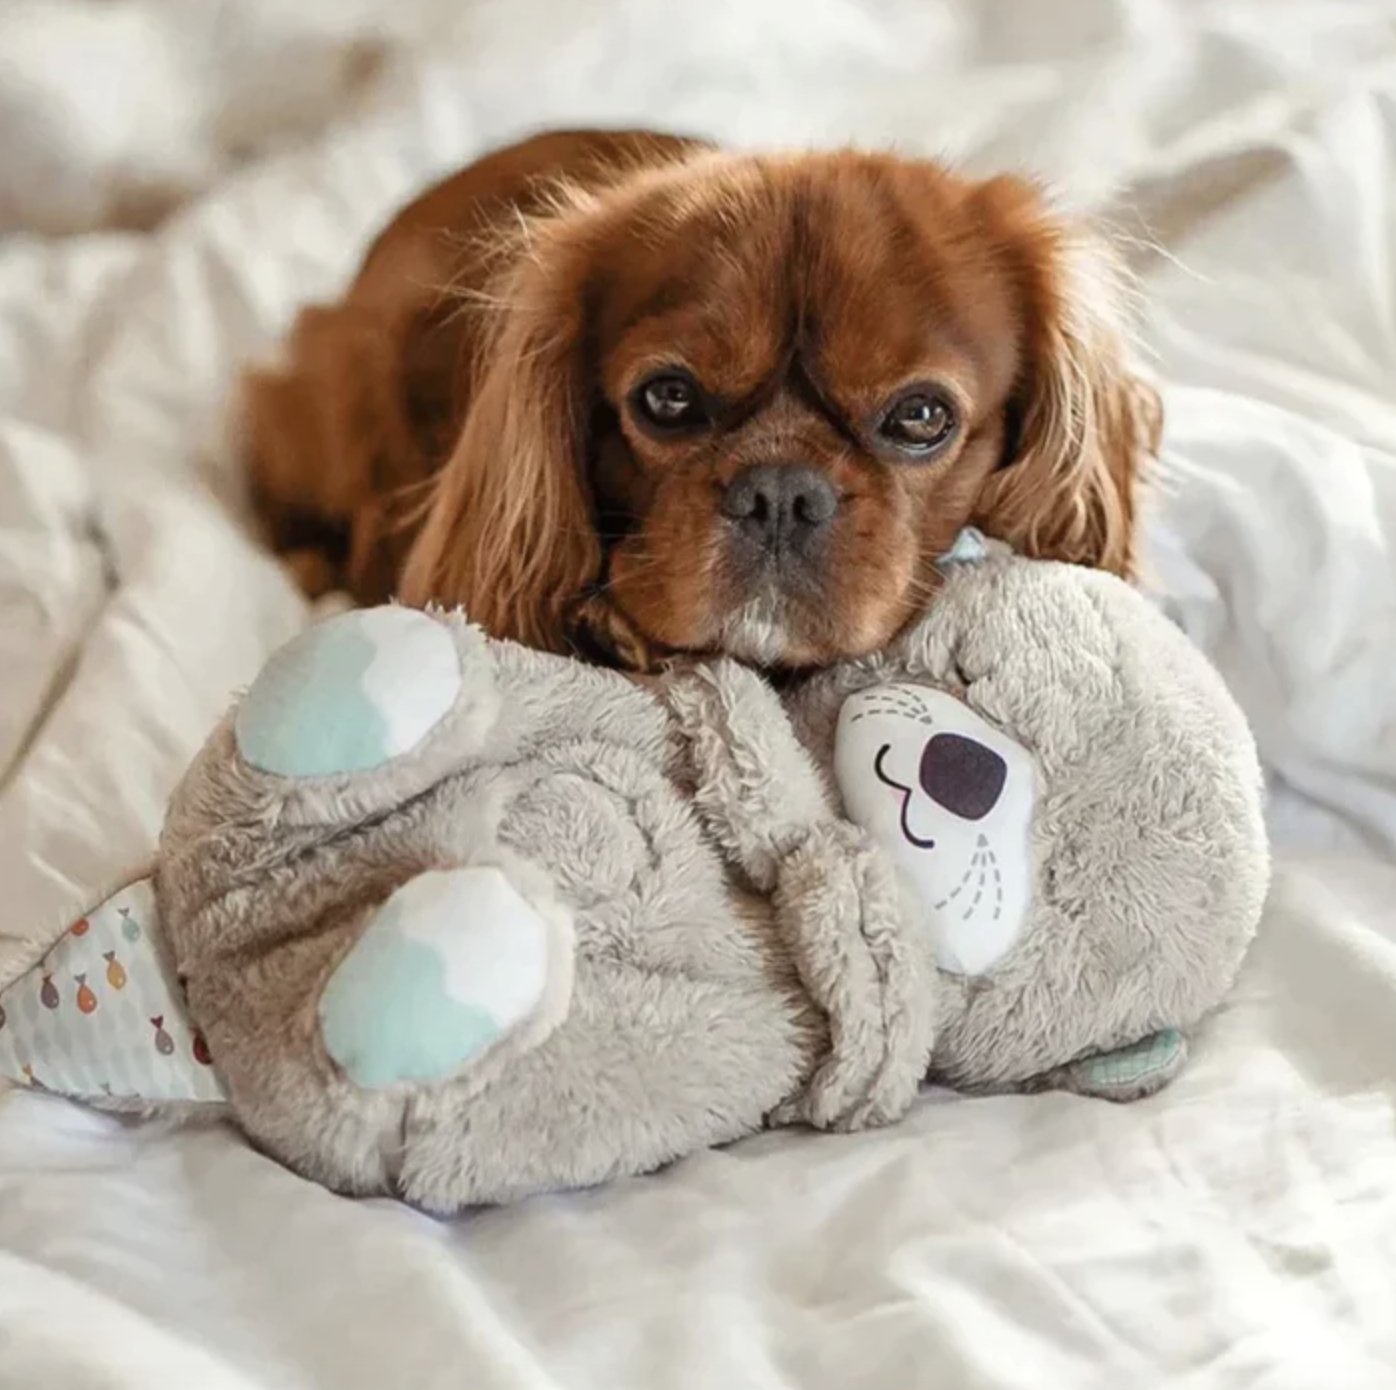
[319,865,573,1089]
[235,606,463,777]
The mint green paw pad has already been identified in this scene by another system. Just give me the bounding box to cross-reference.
[1065,1028,1187,1101]
[319,867,558,1089]
[235,607,461,777]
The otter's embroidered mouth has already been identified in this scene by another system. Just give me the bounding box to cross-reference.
[873,743,936,849]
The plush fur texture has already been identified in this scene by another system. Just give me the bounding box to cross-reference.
[154,553,1267,1211]
[791,552,1270,1088]
[243,128,1163,670]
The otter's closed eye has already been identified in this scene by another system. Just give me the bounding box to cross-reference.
[919,733,1006,821]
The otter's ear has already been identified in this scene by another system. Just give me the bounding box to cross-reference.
[398,236,601,652]
[973,182,1161,580]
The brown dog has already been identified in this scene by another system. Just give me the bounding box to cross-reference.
[243,128,1160,669]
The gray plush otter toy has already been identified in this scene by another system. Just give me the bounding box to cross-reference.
[0,542,1268,1212]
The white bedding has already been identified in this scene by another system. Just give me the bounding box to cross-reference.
[2,2,1395,1385]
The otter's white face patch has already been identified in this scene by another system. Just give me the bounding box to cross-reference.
[834,683,1035,976]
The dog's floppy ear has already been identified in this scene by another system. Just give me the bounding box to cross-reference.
[399,232,602,652]
[973,180,1162,579]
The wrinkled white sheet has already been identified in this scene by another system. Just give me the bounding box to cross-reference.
[2,1,1395,1386]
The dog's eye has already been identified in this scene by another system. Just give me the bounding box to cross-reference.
[880,392,957,453]
[636,372,707,430]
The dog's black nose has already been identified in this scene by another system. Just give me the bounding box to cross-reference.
[721,465,838,553]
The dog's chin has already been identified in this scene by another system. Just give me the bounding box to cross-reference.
[705,544,836,667]
[718,591,797,666]
[714,581,860,669]
[604,550,892,669]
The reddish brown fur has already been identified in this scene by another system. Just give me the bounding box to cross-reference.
[243,129,1161,669]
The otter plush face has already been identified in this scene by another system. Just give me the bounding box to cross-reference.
[833,681,1035,976]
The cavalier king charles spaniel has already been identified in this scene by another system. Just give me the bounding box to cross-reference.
[244,128,1161,670]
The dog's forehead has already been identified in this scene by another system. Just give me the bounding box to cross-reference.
[592,155,1024,406]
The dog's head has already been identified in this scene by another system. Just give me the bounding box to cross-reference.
[401,149,1161,668]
